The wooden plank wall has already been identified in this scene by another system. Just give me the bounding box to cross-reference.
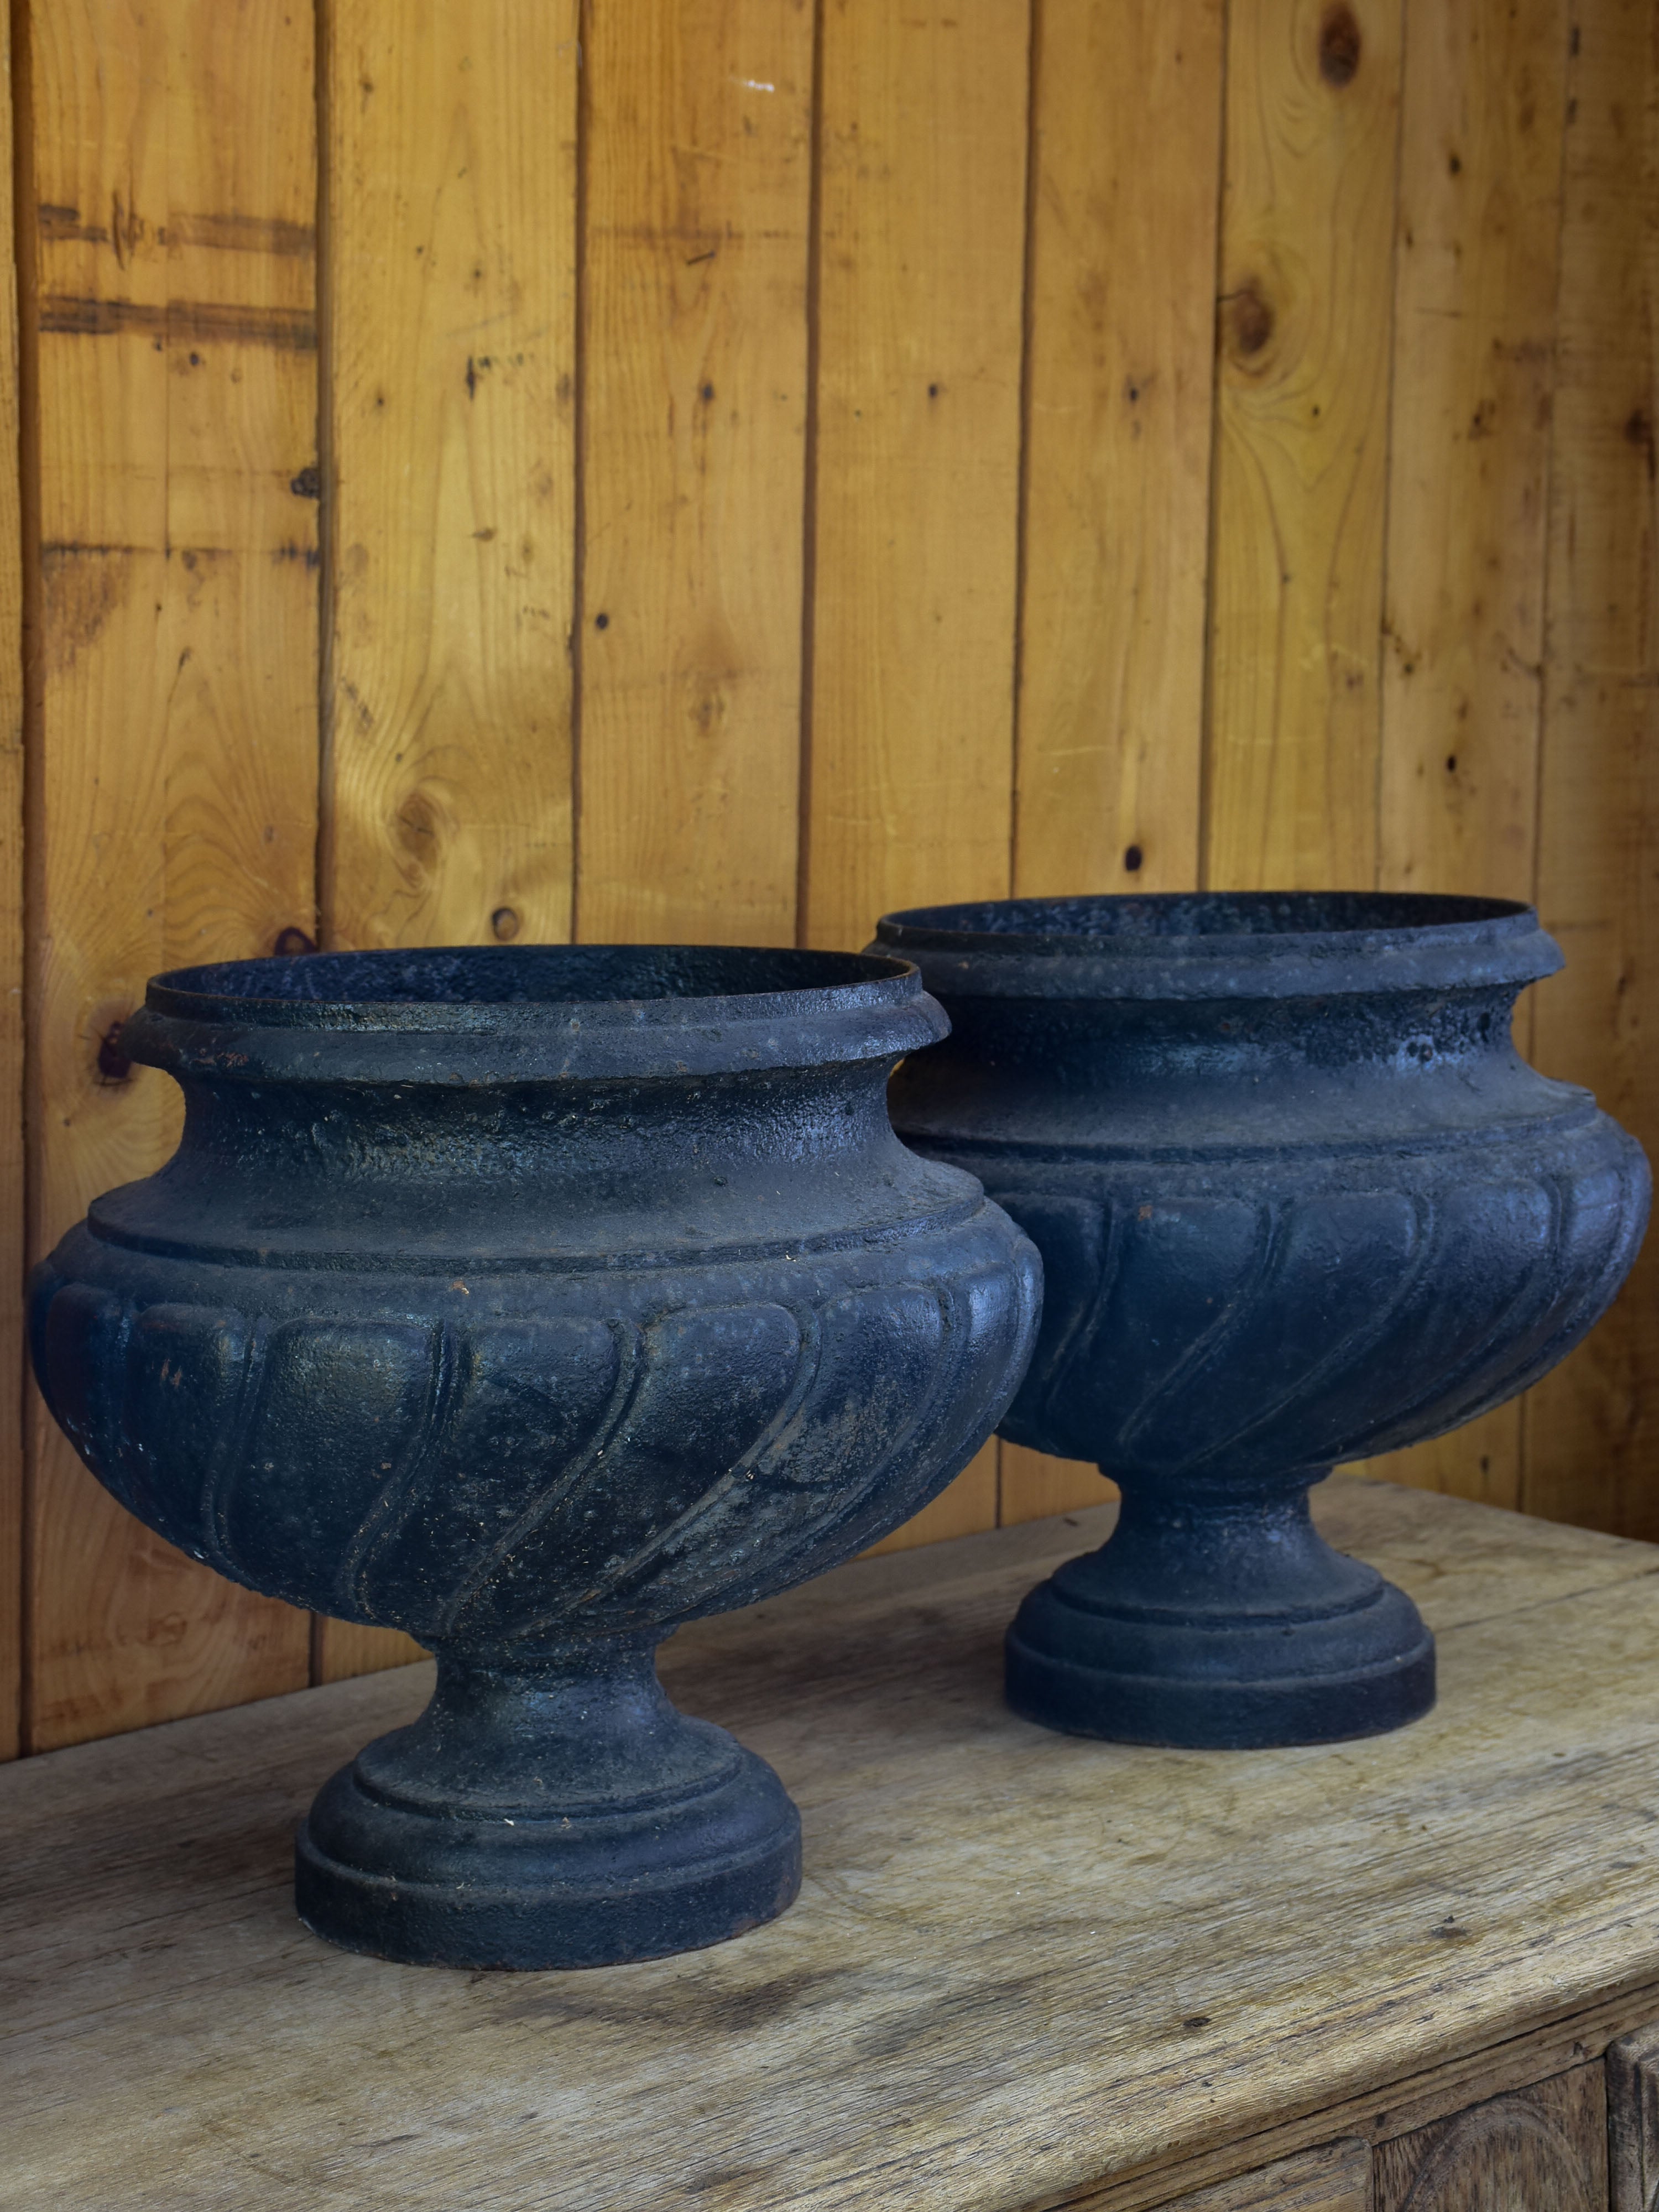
[0,0,1653,1751]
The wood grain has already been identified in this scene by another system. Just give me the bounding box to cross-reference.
[1204,0,1404,891]
[320,0,577,956]
[1521,0,1659,1542]
[9,1481,1659,2212]
[1012,0,1222,901]
[1378,0,1566,907]
[1157,2138,1371,2212]
[311,1618,423,1686]
[1373,2061,1605,2210]
[1608,2015,1659,2212]
[801,0,1029,953]
[575,0,811,945]
[20,0,319,1750]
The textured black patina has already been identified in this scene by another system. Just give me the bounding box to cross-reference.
[873,893,1649,1749]
[30,946,1040,1968]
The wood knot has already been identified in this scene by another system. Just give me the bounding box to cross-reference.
[96,1019,133,1085]
[1227,283,1275,358]
[1318,2,1362,85]
[491,906,521,942]
[273,926,317,956]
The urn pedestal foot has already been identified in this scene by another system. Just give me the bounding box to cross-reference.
[295,1637,801,1970]
[1004,1472,1435,1749]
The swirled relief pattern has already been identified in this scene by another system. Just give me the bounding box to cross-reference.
[32,1241,1039,1644]
[995,1149,1648,1477]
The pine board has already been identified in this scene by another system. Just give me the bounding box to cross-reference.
[1011,0,1222,903]
[19,0,320,1749]
[1204,0,1404,891]
[9,1480,1659,2211]
[801,0,1029,952]
[575,0,811,946]
[1378,0,1566,910]
[320,0,578,956]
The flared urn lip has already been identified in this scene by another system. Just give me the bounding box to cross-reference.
[124,944,947,1083]
[872,891,1563,1002]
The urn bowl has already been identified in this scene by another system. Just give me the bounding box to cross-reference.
[32,945,1040,1966]
[874,893,1650,1749]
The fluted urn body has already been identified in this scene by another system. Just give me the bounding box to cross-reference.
[31,946,1040,1966]
[874,894,1650,1749]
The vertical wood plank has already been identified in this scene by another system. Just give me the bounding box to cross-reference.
[802,0,1029,954]
[1002,0,1223,1527]
[1204,0,1404,893]
[320,0,577,957]
[22,0,319,1749]
[0,6,24,1760]
[1363,0,1569,1511]
[1378,0,1566,907]
[315,0,578,1680]
[576,0,811,946]
[805,0,1031,1550]
[1013,0,1223,903]
[1521,0,1659,1541]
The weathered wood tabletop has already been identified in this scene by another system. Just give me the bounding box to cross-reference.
[6,1477,1659,2212]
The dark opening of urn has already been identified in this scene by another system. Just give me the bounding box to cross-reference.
[875,891,1650,1750]
[30,945,1041,1968]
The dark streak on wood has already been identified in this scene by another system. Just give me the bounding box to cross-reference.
[162,211,317,255]
[37,202,108,244]
[38,296,317,349]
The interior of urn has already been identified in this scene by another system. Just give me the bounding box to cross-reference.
[888,892,1530,940]
[154,945,900,1007]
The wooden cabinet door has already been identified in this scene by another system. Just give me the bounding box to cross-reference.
[1374,2062,1607,2211]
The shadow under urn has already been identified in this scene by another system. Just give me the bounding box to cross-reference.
[874,893,1650,1750]
[30,946,1040,1969]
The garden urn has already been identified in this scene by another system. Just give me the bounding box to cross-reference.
[872,893,1649,1750]
[30,945,1041,1968]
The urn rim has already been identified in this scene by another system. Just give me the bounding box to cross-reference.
[872,891,1562,1001]
[126,944,947,1083]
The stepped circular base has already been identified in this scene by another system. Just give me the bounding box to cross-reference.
[295,1726,801,1970]
[1005,1573,1435,1749]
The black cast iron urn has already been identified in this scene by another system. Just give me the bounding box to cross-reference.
[30,946,1040,1968]
[873,893,1650,1750]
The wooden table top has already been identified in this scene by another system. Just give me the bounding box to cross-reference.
[6,1477,1659,2212]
